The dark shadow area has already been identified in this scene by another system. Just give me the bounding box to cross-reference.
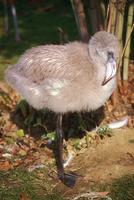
[0,0,78,60]
[10,100,105,140]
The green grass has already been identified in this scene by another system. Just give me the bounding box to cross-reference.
[93,175,134,200]
[110,175,134,200]
[0,0,78,80]
[0,168,134,200]
[0,168,64,200]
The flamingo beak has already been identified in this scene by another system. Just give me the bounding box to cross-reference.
[102,53,117,86]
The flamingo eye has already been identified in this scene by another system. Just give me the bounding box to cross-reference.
[108,51,114,59]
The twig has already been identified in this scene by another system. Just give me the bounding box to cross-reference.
[107,4,114,33]
[105,4,109,29]
[118,23,134,67]
[71,192,112,200]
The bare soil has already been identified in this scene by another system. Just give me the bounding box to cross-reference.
[54,128,134,198]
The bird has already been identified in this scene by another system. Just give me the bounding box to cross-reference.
[5,31,119,187]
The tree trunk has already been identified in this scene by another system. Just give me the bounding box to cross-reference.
[108,0,127,106]
[96,0,105,31]
[107,1,118,33]
[70,0,89,42]
[10,0,21,42]
[123,2,134,88]
[89,0,99,33]
[3,0,9,33]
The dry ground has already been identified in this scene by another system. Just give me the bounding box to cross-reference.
[54,128,134,198]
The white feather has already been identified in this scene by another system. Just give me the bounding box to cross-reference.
[108,116,129,129]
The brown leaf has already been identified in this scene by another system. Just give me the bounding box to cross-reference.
[13,158,23,167]
[0,160,13,171]
[19,193,31,200]
[97,191,109,196]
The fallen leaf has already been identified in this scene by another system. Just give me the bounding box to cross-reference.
[18,149,27,156]
[19,193,31,200]
[13,158,23,167]
[0,160,13,171]
[97,191,109,196]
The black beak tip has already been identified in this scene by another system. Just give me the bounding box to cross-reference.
[101,79,107,86]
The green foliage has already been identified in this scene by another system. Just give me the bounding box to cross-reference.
[0,168,64,200]
[92,175,134,200]
[16,129,25,137]
[110,175,134,200]
[41,131,55,141]
[73,139,81,150]
[96,125,112,139]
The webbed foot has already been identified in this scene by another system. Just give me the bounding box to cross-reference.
[59,172,77,187]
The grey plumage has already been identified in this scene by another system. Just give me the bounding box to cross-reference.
[5,31,120,187]
[5,31,119,113]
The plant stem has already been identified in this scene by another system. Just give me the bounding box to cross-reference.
[123,3,134,81]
